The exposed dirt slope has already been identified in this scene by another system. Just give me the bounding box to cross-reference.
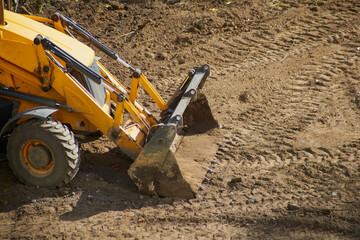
[1,0,359,239]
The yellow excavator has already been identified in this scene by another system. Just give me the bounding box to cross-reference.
[0,2,218,198]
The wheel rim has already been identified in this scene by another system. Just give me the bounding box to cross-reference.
[21,140,55,176]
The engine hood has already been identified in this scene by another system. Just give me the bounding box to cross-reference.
[0,10,94,73]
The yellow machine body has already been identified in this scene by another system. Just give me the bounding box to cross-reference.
[0,8,218,198]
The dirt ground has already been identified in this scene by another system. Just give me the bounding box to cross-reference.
[1,0,360,239]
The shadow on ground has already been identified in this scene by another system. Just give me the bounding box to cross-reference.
[244,202,360,239]
[0,145,172,220]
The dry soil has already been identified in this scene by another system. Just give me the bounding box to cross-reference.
[0,0,359,239]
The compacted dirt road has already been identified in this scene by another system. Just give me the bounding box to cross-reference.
[1,0,359,239]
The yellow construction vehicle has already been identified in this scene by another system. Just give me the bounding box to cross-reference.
[0,2,218,198]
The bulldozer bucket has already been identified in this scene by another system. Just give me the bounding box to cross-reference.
[128,65,219,198]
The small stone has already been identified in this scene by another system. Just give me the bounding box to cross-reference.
[238,91,250,102]
[43,206,56,214]
[193,20,205,30]
[178,57,186,64]
[144,52,155,59]
[63,205,73,212]
[187,26,199,33]
[230,177,242,183]
[175,35,192,45]
[156,52,167,61]
[109,3,121,10]
[206,167,214,173]
[210,159,220,164]
[287,202,300,211]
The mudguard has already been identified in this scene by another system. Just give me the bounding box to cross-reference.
[0,106,58,136]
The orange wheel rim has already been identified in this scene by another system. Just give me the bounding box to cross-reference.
[21,140,55,176]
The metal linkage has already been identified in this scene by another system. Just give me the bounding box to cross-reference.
[167,65,210,125]
[34,35,104,85]
[53,13,135,71]
[0,87,69,110]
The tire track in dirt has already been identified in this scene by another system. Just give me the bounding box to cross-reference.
[198,1,360,237]
[209,1,360,163]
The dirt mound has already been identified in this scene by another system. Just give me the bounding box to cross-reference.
[1,0,360,239]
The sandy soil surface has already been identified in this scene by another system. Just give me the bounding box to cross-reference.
[1,0,360,239]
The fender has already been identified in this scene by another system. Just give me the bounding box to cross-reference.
[0,106,58,136]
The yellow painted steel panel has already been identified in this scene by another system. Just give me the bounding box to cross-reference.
[1,10,94,68]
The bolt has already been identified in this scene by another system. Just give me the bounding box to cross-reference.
[133,69,142,79]
[33,35,43,45]
[117,93,125,102]
[51,14,59,22]
[111,130,119,138]
[42,86,49,92]
[188,69,195,76]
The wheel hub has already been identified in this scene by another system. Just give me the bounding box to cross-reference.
[27,145,52,169]
[22,140,55,175]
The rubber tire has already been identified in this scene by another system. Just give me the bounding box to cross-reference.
[7,118,80,188]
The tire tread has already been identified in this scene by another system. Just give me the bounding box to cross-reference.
[7,118,80,188]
